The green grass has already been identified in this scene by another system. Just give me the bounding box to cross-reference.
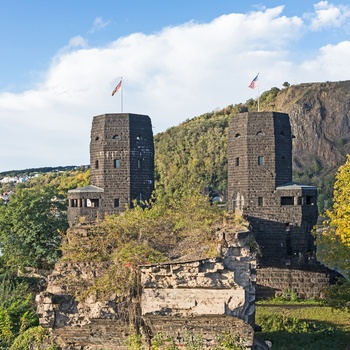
[255,301,350,350]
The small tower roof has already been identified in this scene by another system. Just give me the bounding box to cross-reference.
[68,185,104,193]
[276,182,317,190]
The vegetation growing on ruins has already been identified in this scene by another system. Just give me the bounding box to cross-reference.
[59,192,240,299]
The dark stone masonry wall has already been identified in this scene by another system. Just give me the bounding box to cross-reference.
[227,112,318,267]
[228,112,293,205]
[52,320,130,350]
[90,114,133,211]
[67,113,154,226]
[143,315,255,349]
[90,113,154,213]
[128,114,155,203]
[256,266,335,300]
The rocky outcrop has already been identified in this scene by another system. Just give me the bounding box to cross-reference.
[269,81,350,171]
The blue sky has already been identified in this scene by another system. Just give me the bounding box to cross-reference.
[1,0,350,171]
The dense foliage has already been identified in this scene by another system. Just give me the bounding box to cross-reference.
[0,169,90,348]
[0,262,39,349]
[0,186,67,270]
[323,279,350,312]
[0,169,90,271]
[9,326,58,350]
[325,154,350,247]
[315,155,350,280]
[155,108,231,200]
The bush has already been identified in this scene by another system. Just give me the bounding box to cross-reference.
[9,326,58,350]
[323,279,350,311]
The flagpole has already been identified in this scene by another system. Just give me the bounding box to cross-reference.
[121,77,123,113]
[258,83,260,112]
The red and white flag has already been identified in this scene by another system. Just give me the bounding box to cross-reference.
[112,80,122,96]
[248,74,259,89]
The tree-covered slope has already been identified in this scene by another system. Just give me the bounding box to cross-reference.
[154,106,233,200]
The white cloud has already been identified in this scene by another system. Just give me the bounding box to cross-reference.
[89,17,110,33]
[307,1,350,30]
[68,36,88,48]
[299,41,350,80]
[0,5,349,171]
[56,35,88,56]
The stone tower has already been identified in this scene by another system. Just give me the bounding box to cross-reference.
[228,112,318,267]
[68,113,154,227]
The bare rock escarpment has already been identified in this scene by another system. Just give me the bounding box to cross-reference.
[269,81,350,171]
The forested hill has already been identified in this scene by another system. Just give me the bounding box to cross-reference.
[155,80,350,211]
[155,107,231,201]
[0,165,88,178]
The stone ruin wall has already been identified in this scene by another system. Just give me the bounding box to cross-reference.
[36,228,267,349]
[140,250,256,349]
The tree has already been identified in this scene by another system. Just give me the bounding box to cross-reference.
[325,155,350,246]
[0,258,40,349]
[0,186,68,270]
[315,155,350,280]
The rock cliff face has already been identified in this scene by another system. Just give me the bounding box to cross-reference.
[269,81,350,171]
